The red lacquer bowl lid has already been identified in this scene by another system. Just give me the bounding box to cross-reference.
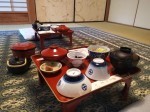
[56,25,70,32]
[41,45,68,60]
[10,42,36,50]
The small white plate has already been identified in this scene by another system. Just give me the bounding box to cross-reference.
[40,61,62,73]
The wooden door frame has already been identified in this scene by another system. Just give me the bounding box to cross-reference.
[104,0,111,21]
[27,0,36,23]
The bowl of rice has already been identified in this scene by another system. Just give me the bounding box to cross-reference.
[88,45,110,60]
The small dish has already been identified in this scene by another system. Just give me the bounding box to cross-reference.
[40,61,62,73]
[51,25,59,29]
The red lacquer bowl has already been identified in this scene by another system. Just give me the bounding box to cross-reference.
[56,25,70,32]
[10,42,36,58]
[41,45,68,61]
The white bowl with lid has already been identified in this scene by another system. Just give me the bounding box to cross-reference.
[85,58,110,81]
[56,68,91,98]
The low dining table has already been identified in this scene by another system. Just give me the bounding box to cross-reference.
[31,47,132,112]
[33,27,74,50]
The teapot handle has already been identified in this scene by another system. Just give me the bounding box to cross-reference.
[120,47,131,53]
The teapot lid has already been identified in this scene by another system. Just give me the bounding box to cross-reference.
[41,45,68,59]
[110,47,133,60]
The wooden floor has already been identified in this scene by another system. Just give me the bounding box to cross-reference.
[0,22,149,45]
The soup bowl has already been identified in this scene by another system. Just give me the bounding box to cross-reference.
[88,45,110,60]
[56,68,91,98]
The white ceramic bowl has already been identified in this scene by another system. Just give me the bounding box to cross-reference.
[67,51,87,67]
[40,61,62,73]
[88,45,110,60]
[56,68,91,98]
[85,58,110,81]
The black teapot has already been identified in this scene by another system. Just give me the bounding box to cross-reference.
[109,47,140,73]
[32,20,43,31]
[7,56,31,74]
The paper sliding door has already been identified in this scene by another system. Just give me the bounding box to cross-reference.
[108,0,139,25]
[134,0,150,29]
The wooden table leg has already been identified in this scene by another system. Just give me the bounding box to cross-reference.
[34,32,39,40]
[61,95,89,112]
[38,71,45,85]
[121,76,132,100]
[68,34,72,45]
[39,36,45,50]
[63,31,73,46]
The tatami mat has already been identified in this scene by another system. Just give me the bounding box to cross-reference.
[0,22,149,45]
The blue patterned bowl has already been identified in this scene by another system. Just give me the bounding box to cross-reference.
[56,68,91,98]
[85,58,110,81]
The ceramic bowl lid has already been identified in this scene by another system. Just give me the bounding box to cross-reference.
[10,42,36,50]
[41,45,68,59]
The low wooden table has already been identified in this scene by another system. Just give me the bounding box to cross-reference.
[33,28,73,50]
[31,48,132,112]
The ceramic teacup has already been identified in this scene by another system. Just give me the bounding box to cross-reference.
[85,58,110,81]
[67,51,87,67]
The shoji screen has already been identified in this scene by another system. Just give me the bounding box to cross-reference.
[134,0,150,29]
[0,0,28,12]
[108,0,139,25]
[0,0,36,24]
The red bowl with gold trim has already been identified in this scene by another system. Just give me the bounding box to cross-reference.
[10,42,36,58]
[41,45,68,61]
